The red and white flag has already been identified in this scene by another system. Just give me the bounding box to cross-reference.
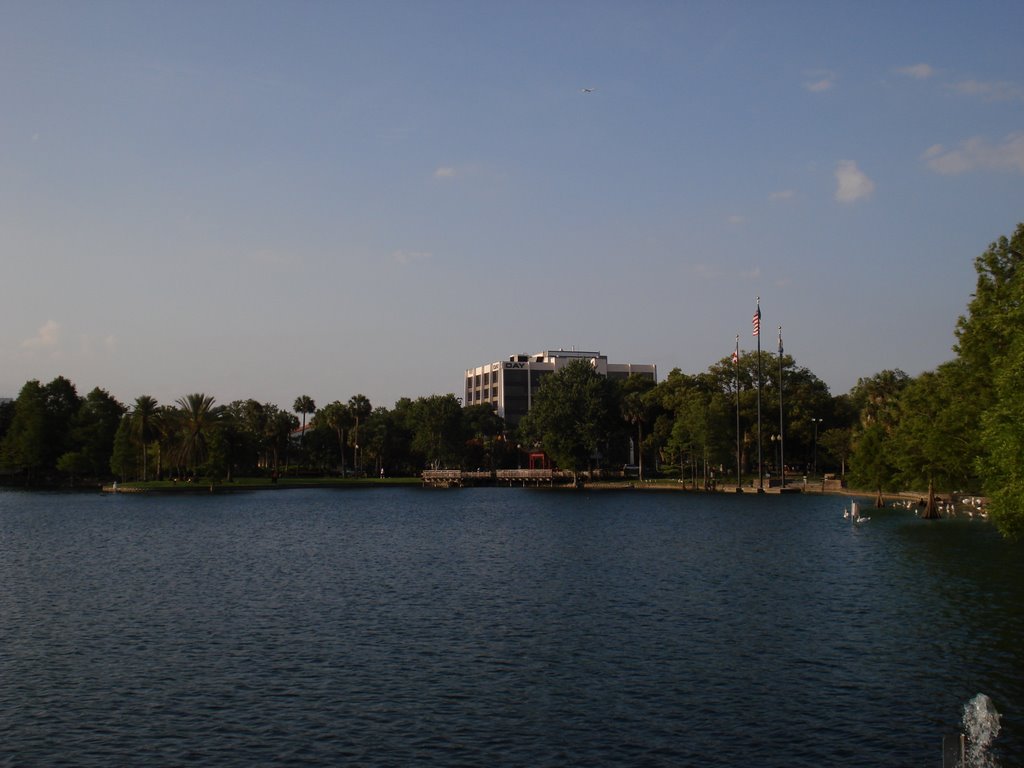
[731,349,739,365]
[752,306,761,337]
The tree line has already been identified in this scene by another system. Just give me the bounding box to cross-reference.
[0,362,844,491]
[0,388,505,484]
[1,223,1022,538]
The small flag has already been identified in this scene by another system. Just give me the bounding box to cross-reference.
[778,327,783,354]
[752,307,761,337]
[731,349,739,365]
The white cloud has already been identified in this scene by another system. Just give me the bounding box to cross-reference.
[804,70,836,92]
[769,189,795,202]
[948,79,1024,102]
[391,250,432,265]
[728,214,744,225]
[923,134,1024,175]
[896,63,935,79]
[21,320,60,349]
[834,160,875,203]
[434,166,457,179]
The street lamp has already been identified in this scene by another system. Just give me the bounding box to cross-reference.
[769,434,781,486]
[811,418,823,476]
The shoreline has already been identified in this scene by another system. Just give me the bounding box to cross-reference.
[92,477,957,505]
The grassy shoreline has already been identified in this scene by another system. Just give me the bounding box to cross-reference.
[99,475,927,501]
[103,477,422,493]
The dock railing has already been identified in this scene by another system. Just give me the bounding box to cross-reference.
[421,469,555,487]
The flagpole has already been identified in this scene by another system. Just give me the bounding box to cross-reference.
[755,297,763,492]
[734,334,741,490]
[778,325,785,490]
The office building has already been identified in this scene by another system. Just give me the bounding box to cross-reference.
[464,349,656,425]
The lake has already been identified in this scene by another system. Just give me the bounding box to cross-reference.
[1,487,1021,766]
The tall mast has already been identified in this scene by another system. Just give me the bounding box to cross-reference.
[754,298,763,491]
[735,334,741,489]
[778,325,785,490]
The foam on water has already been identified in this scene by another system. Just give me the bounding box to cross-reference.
[963,693,1001,768]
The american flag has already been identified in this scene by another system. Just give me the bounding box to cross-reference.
[731,349,738,365]
[752,307,761,337]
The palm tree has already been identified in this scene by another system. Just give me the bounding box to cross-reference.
[263,405,297,474]
[293,395,316,444]
[347,394,372,474]
[175,393,220,474]
[153,405,180,480]
[621,389,648,481]
[131,395,159,481]
[317,401,353,476]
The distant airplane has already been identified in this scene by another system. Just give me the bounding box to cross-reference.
[580,87,594,93]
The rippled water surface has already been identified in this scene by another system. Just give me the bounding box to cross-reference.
[1,487,1021,766]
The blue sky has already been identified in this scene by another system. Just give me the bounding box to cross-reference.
[2,1,1022,411]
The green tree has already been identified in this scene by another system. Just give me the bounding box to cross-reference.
[848,422,899,499]
[0,398,15,444]
[0,376,86,481]
[703,352,833,476]
[56,450,92,484]
[359,407,391,476]
[153,405,182,480]
[347,394,372,473]
[955,224,1024,379]
[131,395,159,481]
[65,387,125,478]
[518,360,617,482]
[370,401,418,476]
[110,415,139,480]
[846,369,911,499]
[229,399,274,472]
[462,403,507,471]
[889,362,979,494]
[222,400,267,475]
[0,380,48,481]
[202,422,232,486]
[42,376,82,467]
[970,223,1024,538]
[648,369,706,476]
[979,333,1024,539]
[293,395,316,444]
[618,374,657,480]
[410,394,466,470]
[817,427,852,477]
[849,369,911,431]
[175,393,220,474]
[316,401,353,475]
[264,406,298,473]
[684,390,732,486]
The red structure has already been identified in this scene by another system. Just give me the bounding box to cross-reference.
[528,452,550,470]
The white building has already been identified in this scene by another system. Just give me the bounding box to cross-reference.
[464,349,656,426]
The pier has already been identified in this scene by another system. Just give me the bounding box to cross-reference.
[422,469,555,488]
